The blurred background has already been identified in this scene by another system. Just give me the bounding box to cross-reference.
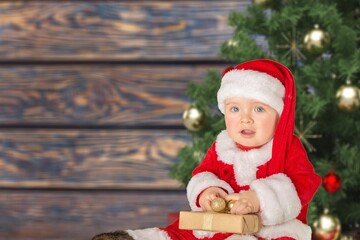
[0,1,246,239]
[1,1,360,240]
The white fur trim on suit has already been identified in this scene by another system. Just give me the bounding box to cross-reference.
[256,219,312,240]
[126,228,171,240]
[216,130,272,186]
[187,171,234,211]
[217,69,285,115]
[193,230,216,239]
[193,231,258,239]
[226,234,257,240]
[250,173,302,225]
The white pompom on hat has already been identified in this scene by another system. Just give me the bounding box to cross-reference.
[217,60,286,115]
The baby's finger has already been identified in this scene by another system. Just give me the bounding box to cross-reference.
[225,193,240,202]
[217,189,228,199]
[203,200,213,211]
[231,202,251,215]
[209,193,218,200]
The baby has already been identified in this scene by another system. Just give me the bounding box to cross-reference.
[93,59,321,240]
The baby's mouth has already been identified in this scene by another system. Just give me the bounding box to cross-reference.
[241,129,255,136]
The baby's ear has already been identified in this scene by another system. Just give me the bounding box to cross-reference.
[222,66,234,77]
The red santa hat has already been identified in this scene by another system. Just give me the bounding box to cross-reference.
[217,60,286,115]
[218,59,297,173]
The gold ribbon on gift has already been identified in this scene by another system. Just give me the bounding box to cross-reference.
[202,213,214,231]
[179,211,261,234]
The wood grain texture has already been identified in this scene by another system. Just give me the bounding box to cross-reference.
[0,64,223,126]
[0,1,248,61]
[0,190,189,240]
[0,1,241,239]
[0,129,190,189]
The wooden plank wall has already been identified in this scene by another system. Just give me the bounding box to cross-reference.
[0,1,249,239]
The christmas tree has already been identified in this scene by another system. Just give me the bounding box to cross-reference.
[171,0,360,238]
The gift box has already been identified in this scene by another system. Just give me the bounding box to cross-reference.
[178,211,261,234]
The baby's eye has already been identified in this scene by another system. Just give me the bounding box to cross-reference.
[230,106,239,112]
[254,106,265,112]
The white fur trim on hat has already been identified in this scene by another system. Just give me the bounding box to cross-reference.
[186,171,234,211]
[250,173,302,226]
[217,69,285,115]
[126,228,172,240]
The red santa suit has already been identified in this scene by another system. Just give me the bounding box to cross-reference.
[126,59,321,240]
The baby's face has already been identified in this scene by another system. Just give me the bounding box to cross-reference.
[224,97,279,147]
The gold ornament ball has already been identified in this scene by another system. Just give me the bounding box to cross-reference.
[340,235,353,240]
[253,0,273,8]
[304,24,330,55]
[227,38,239,47]
[336,82,360,111]
[313,209,341,240]
[227,200,237,211]
[182,105,204,131]
[211,197,226,212]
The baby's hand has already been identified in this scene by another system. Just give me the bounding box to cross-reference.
[199,187,227,211]
[225,190,260,215]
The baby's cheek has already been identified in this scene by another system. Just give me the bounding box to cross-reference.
[225,119,239,136]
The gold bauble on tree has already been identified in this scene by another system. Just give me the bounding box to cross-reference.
[336,80,360,111]
[303,24,330,55]
[340,235,354,240]
[313,209,341,240]
[182,105,205,132]
[252,0,274,9]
